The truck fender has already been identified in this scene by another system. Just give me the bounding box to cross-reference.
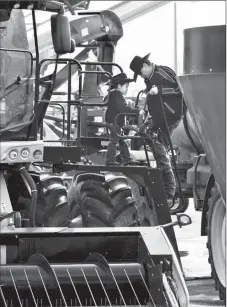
[201,173,215,236]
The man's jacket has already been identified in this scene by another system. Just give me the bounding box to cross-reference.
[144,65,183,129]
[105,90,139,127]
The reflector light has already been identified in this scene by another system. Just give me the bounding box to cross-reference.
[33,150,42,159]
[21,148,30,158]
[9,150,18,160]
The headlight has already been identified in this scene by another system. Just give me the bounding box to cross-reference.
[21,148,30,158]
[9,150,18,160]
[33,150,42,159]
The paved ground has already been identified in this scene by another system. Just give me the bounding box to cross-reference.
[187,279,225,307]
[173,200,225,307]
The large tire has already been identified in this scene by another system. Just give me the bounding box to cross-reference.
[207,184,226,302]
[68,172,158,227]
[7,171,71,227]
[35,173,71,227]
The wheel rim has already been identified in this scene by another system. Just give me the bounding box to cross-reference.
[211,197,226,287]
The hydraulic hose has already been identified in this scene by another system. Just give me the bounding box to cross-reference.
[157,90,185,208]
[182,102,203,204]
[135,89,144,107]
[182,100,201,156]
[193,154,202,206]
[18,164,38,227]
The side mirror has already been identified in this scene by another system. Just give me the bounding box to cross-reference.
[162,213,192,229]
[51,14,75,54]
[176,213,192,227]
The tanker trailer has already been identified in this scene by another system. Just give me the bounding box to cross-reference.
[173,25,226,301]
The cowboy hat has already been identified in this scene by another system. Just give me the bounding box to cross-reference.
[129,53,151,81]
[110,72,134,89]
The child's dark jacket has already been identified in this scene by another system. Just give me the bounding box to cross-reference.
[105,90,139,128]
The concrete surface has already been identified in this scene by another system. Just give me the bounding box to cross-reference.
[174,199,225,307]
[174,200,210,279]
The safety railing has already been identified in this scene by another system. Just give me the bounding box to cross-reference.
[113,113,160,168]
[38,58,123,144]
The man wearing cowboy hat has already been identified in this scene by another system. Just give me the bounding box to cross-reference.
[105,72,144,166]
[129,54,184,202]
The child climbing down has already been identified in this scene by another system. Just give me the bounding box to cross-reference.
[105,72,144,166]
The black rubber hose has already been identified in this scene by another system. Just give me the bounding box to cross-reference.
[18,164,38,227]
[157,92,185,208]
[194,154,202,205]
[135,89,144,107]
[182,100,201,156]
[179,99,202,205]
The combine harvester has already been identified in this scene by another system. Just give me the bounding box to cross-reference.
[0,1,191,306]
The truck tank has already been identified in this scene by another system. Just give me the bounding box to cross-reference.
[177,24,226,301]
[171,109,204,155]
[177,25,226,201]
